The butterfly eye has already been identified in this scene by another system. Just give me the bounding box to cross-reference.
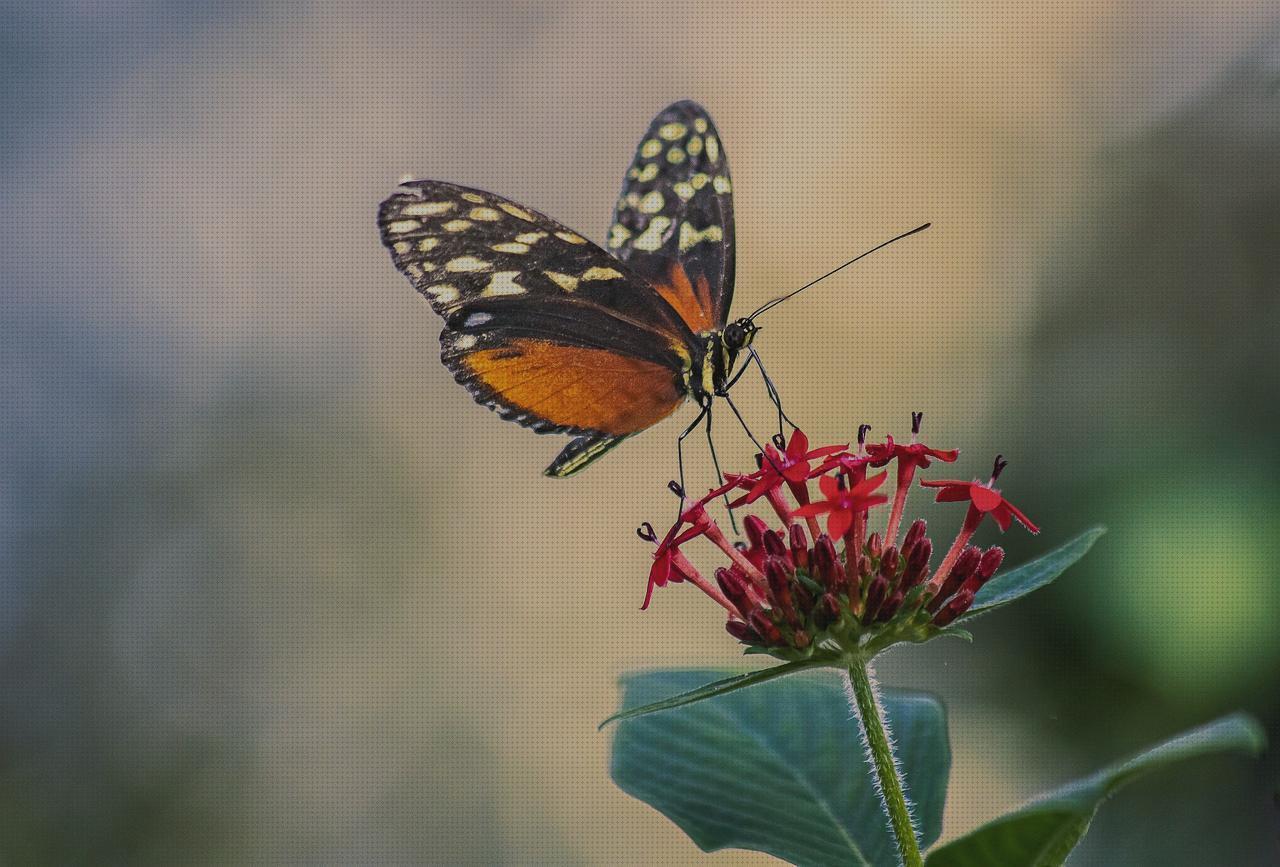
[724,323,745,347]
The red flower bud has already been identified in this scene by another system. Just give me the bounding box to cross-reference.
[792,629,812,649]
[932,587,975,627]
[742,514,768,552]
[866,532,883,559]
[762,529,790,561]
[977,546,1005,581]
[814,592,842,627]
[863,573,888,624]
[715,567,755,619]
[902,519,927,556]
[765,556,800,627]
[749,608,784,645]
[876,590,904,622]
[725,618,760,643]
[928,545,980,612]
[879,545,901,579]
[812,534,846,592]
[903,536,932,589]
[789,523,810,570]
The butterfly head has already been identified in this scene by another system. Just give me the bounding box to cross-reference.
[723,318,758,352]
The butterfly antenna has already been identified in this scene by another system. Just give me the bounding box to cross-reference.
[747,222,931,321]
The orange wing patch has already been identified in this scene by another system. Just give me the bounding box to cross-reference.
[460,339,686,436]
[653,261,716,333]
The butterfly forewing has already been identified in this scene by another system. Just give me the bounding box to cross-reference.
[608,101,736,331]
[379,180,691,338]
[377,179,693,444]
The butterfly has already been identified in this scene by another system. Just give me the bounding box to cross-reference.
[378,100,754,477]
[378,101,927,479]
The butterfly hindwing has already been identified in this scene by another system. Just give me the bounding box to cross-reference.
[608,101,736,332]
[377,180,693,451]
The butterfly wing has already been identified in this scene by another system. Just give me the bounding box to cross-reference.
[378,180,695,471]
[607,101,736,332]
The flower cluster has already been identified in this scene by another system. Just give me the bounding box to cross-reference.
[639,416,1039,659]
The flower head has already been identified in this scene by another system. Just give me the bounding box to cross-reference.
[635,417,1041,659]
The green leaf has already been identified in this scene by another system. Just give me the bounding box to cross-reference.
[965,526,1105,617]
[598,658,833,729]
[925,712,1267,867]
[610,668,951,866]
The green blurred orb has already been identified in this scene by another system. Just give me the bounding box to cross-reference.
[1083,476,1280,702]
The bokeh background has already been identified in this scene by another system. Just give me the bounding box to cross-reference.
[3,1,1279,863]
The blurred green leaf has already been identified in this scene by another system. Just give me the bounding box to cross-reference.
[610,669,950,866]
[965,527,1105,617]
[925,713,1266,867]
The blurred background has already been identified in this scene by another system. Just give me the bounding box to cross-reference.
[3,1,1278,863]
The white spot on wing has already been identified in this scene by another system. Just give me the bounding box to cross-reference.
[545,271,579,292]
[633,216,671,252]
[581,266,623,281]
[402,201,455,217]
[638,191,665,214]
[446,256,491,272]
[482,271,524,296]
[426,283,460,304]
[658,122,687,141]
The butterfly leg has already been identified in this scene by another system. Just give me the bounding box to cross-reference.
[747,347,799,439]
[674,399,712,521]
[702,404,739,534]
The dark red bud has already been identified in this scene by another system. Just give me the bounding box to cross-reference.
[765,557,800,626]
[863,574,888,624]
[789,524,809,570]
[876,590,904,622]
[813,534,846,592]
[762,529,790,560]
[929,545,981,612]
[792,629,812,649]
[901,519,927,557]
[879,546,901,578]
[903,537,932,588]
[725,619,759,643]
[866,532,883,559]
[814,593,842,627]
[933,588,975,627]
[715,567,755,619]
[743,514,768,551]
[749,608,784,645]
[977,546,1005,581]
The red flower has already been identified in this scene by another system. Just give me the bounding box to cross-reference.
[792,471,889,540]
[733,429,845,505]
[920,474,1038,534]
[921,455,1038,591]
[878,413,959,545]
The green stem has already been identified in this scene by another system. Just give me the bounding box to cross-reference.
[847,657,922,867]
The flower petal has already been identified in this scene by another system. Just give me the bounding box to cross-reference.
[793,502,834,518]
[786,428,810,460]
[970,484,1005,513]
[828,509,854,540]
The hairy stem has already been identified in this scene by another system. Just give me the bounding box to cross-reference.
[847,657,922,867]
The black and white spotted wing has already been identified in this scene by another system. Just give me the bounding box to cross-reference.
[607,100,735,331]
